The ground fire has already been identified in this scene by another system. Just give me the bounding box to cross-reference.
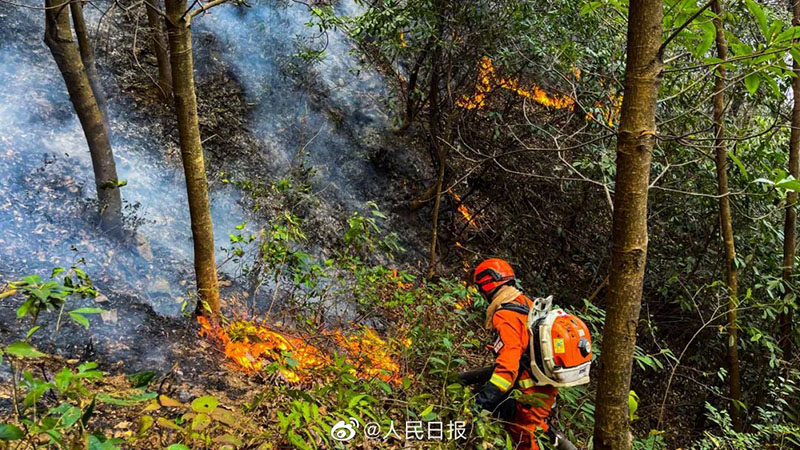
[198,316,406,384]
[335,327,403,383]
[585,82,623,127]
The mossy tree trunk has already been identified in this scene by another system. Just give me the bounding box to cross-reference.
[45,0,123,235]
[145,0,173,100]
[711,0,743,432]
[165,0,221,319]
[592,0,662,449]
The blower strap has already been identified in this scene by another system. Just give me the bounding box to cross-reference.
[496,302,536,384]
[498,302,530,315]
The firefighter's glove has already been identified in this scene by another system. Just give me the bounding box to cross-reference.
[476,382,504,411]
[493,396,517,421]
[476,382,517,420]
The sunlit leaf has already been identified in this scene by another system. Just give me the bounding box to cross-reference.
[744,73,760,94]
[69,307,105,314]
[69,312,90,329]
[776,26,800,43]
[165,444,189,450]
[61,406,82,428]
[191,396,219,413]
[5,341,45,358]
[191,413,211,432]
[26,326,41,339]
[777,178,800,192]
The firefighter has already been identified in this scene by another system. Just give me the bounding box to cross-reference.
[473,258,558,450]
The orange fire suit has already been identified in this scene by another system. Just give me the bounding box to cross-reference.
[476,293,558,450]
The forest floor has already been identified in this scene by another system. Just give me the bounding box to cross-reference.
[0,0,446,427]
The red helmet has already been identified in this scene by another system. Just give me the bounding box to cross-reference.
[473,258,515,296]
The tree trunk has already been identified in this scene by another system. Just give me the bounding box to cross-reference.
[710,0,743,432]
[165,0,221,319]
[396,41,431,132]
[592,1,662,449]
[145,0,173,100]
[426,150,446,279]
[44,0,123,234]
[69,0,109,127]
[425,6,445,280]
[401,55,422,129]
[781,0,800,374]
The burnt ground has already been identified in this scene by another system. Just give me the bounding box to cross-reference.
[0,0,437,405]
[102,0,438,263]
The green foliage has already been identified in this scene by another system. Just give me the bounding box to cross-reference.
[0,424,25,441]
[152,395,261,449]
[2,265,103,329]
[344,201,402,258]
[628,390,639,421]
[693,396,800,449]
[9,362,131,449]
[0,268,139,449]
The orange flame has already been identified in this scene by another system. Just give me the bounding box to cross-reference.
[451,193,477,227]
[198,316,406,384]
[586,83,622,127]
[335,328,402,383]
[198,316,325,382]
[390,268,413,290]
[457,57,621,126]
[571,65,582,80]
[457,57,575,111]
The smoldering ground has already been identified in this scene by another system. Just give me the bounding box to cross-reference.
[0,0,430,385]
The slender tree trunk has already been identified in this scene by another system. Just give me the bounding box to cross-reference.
[781,0,800,373]
[45,0,123,234]
[426,6,445,280]
[165,0,221,319]
[401,56,422,128]
[397,40,432,132]
[426,151,445,279]
[69,0,109,127]
[711,0,743,431]
[592,1,662,449]
[145,0,173,100]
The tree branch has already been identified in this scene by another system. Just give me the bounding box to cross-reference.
[658,0,714,59]
[185,0,227,22]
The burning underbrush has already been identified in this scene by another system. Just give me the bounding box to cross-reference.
[456,56,575,111]
[0,196,505,448]
[457,56,621,126]
[0,254,508,448]
[450,192,479,229]
[197,315,409,385]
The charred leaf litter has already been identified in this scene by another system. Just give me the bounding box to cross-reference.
[0,0,432,396]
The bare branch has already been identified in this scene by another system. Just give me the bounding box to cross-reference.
[185,0,228,22]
